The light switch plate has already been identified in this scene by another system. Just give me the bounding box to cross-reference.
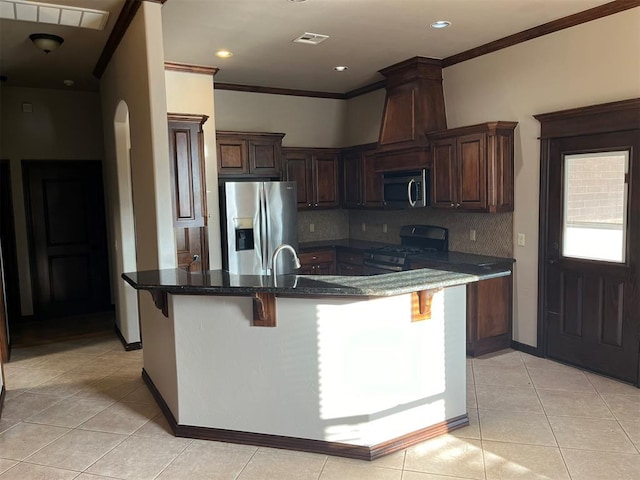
[469,229,476,241]
[517,233,526,246]
[309,223,314,233]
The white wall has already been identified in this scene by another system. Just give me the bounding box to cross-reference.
[344,88,385,146]
[100,1,176,348]
[214,90,347,147]
[442,9,640,346]
[0,86,104,315]
[165,70,222,269]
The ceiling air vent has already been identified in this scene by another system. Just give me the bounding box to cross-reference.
[293,32,329,45]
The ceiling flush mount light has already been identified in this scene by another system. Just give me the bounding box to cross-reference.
[215,49,233,59]
[431,20,451,29]
[63,79,74,86]
[29,33,64,53]
[334,66,348,72]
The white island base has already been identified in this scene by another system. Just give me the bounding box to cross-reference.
[140,286,468,460]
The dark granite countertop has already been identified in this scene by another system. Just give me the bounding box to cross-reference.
[408,251,515,275]
[122,267,510,298]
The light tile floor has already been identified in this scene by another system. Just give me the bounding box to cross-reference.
[1,334,639,479]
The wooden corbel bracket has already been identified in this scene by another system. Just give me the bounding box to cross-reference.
[252,293,277,327]
[149,290,168,318]
[411,289,441,322]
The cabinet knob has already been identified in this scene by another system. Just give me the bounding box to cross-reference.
[308,203,312,207]
[312,256,317,260]
[456,203,461,208]
[450,203,455,207]
[314,203,318,207]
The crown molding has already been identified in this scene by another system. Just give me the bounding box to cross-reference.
[164,62,219,76]
[443,0,640,68]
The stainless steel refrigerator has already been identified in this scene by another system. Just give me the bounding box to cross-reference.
[220,181,298,275]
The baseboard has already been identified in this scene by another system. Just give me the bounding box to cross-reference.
[114,325,142,351]
[510,340,543,357]
[141,368,469,460]
[0,384,5,417]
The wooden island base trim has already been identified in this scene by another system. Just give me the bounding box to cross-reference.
[142,368,468,460]
[252,293,276,327]
[411,289,441,322]
[149,290,168,318]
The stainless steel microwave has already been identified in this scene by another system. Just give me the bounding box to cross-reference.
[382,169,429,208]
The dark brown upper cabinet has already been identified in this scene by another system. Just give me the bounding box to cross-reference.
[428,122,517,213]
[341,143,382,209]
[216,131,285,178]
[377,57,447,149]
[283,147,339,210]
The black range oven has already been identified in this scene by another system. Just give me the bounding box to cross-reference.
[363,225,448,274]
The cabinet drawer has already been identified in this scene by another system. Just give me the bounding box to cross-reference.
[337,263,364,276]
[336,249,363,265]
[299,250,335,266]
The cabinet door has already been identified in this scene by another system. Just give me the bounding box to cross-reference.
[313,153,339,208]
[431,138,457,208]
[362,150,382,207]
[284,151,313,209]
[342,151,362,207]
[169,121,206,227]
[217,137,248,175]
[249,139,281,177]
[457,133,487,210]
[169,118,209,273]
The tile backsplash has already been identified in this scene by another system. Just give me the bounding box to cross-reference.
[298,208,513,258]
[349,209,513,257]
[297,209,350,242]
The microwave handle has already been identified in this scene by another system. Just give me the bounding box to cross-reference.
[407,179,416,207]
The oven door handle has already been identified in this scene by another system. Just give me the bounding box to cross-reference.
[407,179,416,207]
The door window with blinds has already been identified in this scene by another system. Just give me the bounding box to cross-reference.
[562,151,629,263]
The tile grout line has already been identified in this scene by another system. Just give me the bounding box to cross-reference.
[585,374,640,456]
[149,437,195,480]
[523,353,575,480]
[469,357,488,480]
[233,446,260,480]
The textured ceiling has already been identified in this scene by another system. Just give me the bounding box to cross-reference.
[0,0,616,92]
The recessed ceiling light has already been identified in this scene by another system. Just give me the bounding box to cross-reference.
[288,0,307,2]
[215,49,233,58]
[431,20,451,29]
[63,79,74,86]
[334,66,348,72]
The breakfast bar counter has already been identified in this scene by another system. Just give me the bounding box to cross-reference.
[124,267,510,460]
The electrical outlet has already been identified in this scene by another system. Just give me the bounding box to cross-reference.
[469,229,476,241]
[382,223,387,233]
[361,222,366,232]
[309,223,315,233]
[517,233,526,246]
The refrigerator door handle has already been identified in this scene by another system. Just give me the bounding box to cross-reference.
[259,184,270,273]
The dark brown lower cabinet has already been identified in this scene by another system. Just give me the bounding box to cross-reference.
[336,248,364,275]
[466,274,513,356]
[298,249,336,275]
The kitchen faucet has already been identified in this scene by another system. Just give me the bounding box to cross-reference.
[271,243,301,279]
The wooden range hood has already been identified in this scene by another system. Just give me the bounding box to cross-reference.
[376,57,447,172]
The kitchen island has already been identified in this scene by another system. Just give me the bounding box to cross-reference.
[123,266,510,459]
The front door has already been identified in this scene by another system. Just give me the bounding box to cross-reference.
[24,161,111,318]
[543,130,639,384]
